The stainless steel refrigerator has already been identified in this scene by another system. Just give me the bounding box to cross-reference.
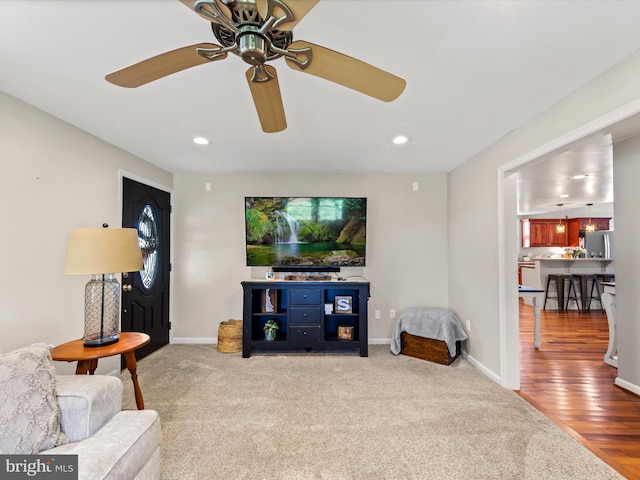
[584,230,615,258]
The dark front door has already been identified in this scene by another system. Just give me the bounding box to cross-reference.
[121,177,171,361]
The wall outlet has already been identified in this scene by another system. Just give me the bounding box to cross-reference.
[374,310,381,320]
[465,319,471,332]
[390,309,396,319]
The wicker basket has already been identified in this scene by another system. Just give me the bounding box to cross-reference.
[217,319,243,353]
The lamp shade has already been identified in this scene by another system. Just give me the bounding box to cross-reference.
[64,228,143,275]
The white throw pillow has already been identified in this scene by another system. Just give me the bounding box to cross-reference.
[0,343,69,453]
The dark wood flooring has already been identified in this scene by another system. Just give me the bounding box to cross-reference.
[517,301,640,479]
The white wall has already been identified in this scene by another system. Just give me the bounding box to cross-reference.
[612,136,640,393]
[448,154,503,374]
[0,91,172,373]
[0,88,451,375]
[5,46,640,389]
[448,49,640,387]
[171,173,448,342]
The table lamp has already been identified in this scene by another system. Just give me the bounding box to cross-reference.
[64,227,143,347]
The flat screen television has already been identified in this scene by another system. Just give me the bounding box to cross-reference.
[244,197,367,268]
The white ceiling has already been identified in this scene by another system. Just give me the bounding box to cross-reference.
[2,1,640,214]
[515,134,614,216]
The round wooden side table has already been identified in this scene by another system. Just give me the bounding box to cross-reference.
[51,332,150,410]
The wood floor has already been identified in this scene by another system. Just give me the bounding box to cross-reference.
[517,301,640,479]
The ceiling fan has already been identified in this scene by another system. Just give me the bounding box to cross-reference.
[105,0,406,133]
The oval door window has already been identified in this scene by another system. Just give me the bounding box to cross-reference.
[138,204,159,290]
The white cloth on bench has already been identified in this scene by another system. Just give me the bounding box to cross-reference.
[390,307,468,356]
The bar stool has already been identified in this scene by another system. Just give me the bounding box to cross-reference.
[543,274,581,312]
[572,274,604,313]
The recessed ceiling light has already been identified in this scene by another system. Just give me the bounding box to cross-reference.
[559,194,569,198]
[192,136,209,145]
[392,135,409,145]
[570,174,588,180]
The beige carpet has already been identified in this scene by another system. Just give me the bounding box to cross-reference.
[120,344,623,480]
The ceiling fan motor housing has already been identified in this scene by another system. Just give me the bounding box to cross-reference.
[210,0,292,65]
[238,27,267,65]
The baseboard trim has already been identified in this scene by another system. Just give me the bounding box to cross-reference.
[361,338,503,387]
[171,337,394,345]
[614,376,640,396]
[171,337,217,344]
[462,351,502,385]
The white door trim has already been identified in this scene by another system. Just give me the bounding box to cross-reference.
[498,98,640,390]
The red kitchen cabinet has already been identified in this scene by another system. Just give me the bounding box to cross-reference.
[523,217,611,248]
[567,218,612,246]
[522,219,568,247]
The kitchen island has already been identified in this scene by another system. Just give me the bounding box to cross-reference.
[520,258,614,309]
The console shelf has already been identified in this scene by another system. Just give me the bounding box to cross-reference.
[241,280,370,358]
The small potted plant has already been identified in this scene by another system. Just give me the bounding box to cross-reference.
[263,319,279,341]
[572,247,587,258]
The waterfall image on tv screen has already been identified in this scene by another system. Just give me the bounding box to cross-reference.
[244,197,367,267]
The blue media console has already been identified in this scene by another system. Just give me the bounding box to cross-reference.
[241,280,370,358]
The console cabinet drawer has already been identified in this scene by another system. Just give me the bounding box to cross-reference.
[290,307,321,324]
[290,289,321,305]
[290,326,321,341]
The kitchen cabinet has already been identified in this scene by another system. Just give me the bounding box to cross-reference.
[567,218,611,246]
[522,217,611,248]
[572,217,611,231]
[522,219,568,247]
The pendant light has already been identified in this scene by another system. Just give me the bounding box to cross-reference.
[556,204,566,233]
[585,203,596,232]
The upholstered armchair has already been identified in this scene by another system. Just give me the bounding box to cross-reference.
[0,343,160,480]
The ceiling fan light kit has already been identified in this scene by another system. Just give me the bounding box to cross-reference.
[105,0,406,133]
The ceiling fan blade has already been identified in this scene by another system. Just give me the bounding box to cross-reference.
[274,0,320,31]
[245,65,287,133]
[105,43,227,88]
[178,0,197,11]
[285,40,406,102]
